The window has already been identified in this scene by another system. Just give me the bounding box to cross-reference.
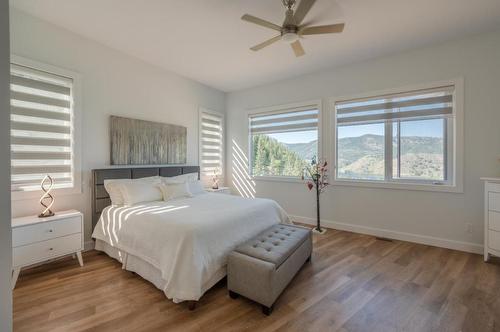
[249,102,319,178]
[10,60,79,194]
[199,109,224,177]
[334,84,457,188]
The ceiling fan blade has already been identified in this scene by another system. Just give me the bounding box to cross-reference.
[250,35,282,51]
[291,40,305,57]
[293,0,316,25]
[300,23,345,35]
[241,14,282,32]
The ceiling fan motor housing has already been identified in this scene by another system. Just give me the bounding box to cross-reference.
[281,27,300,43]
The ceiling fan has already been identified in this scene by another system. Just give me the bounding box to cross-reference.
[241,0,345,57]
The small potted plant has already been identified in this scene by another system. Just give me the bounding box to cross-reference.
[302,157,329,234]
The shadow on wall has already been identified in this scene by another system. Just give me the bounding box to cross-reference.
[231,139,255,198]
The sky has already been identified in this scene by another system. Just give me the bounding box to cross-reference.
[267,119,444,144]
[268,130,317,144]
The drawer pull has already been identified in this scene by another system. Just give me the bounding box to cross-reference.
[49,248,53,251]
[48,229,53,233]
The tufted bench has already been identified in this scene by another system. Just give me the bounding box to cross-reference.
[227,224,312,315]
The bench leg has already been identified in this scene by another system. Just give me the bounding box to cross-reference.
[187,301,197,311]
[229,290,239,299]
[262,304,274,316]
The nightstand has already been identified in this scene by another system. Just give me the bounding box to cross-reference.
[483,178,500,262]
[206,187,231,194]
[11,210,84,289]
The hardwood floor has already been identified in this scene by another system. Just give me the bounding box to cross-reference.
[13,228,500,332]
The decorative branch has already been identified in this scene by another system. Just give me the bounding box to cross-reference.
[302,157,329,233]
[302,157,329,193]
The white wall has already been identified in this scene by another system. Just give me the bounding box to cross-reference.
[1,1,12,331]
[10,9,226,243]
[227,30,500,252]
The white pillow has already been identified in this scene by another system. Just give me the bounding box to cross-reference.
[104,176,159,206]
[162,173,198,184]
[120,180,163,206]
[158,182,193,201]
[188,180,206,195]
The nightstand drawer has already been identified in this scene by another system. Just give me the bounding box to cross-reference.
[12,216,81,247]
[489,230,500,251]
[487,182,500,193]
[490,211,500,232]
[489,192,500,212]
[13,233,82,268]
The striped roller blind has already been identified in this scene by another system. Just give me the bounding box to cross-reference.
[249,107,319,135]
[200,111,223,175]
[336,86,454,125]
[10,63,74,192]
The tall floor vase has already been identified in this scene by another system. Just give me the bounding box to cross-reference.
[312,179,326,234]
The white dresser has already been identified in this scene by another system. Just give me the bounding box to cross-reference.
[483,178,500,262]
[12,210,84,288]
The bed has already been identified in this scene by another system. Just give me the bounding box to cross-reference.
[91,166,289,303]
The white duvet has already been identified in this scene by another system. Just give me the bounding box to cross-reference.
[92,193,289,302]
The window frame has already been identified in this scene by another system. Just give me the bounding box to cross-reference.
[246,99,322,183]
[199,107,225,181]
[330,79,464,193]
[10,55,82,201]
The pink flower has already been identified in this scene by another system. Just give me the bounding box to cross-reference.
[307,182,314,190]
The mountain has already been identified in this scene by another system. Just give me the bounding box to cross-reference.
[337,134,384,168]
[337,134,443,164]
[254,133,444,180]
[337,134,444,180]
[283,140,318,161]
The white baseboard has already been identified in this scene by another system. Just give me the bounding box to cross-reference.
[84,240,95,251]
[290,215,483,255]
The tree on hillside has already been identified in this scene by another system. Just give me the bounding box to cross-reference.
[252,134,308,177]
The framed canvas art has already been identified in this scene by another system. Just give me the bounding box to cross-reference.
[110,116,187,165]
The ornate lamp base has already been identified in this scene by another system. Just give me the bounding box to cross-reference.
[38,211,55,218]
[312,227,327,235]
[38,175,55,218]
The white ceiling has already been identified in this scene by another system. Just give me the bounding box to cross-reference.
[11,0,500,92]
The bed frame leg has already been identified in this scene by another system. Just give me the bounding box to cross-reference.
[122,253,128,270]
[187,301,197,311]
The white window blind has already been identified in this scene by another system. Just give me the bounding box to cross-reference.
[336,86,454,125]
[200,110,223,175]
[10,63,74,192]
[249,107,319,134]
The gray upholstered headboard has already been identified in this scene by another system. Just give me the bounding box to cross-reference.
[91,166,200,231]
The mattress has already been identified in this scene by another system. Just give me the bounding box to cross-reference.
[92,193,289,302]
